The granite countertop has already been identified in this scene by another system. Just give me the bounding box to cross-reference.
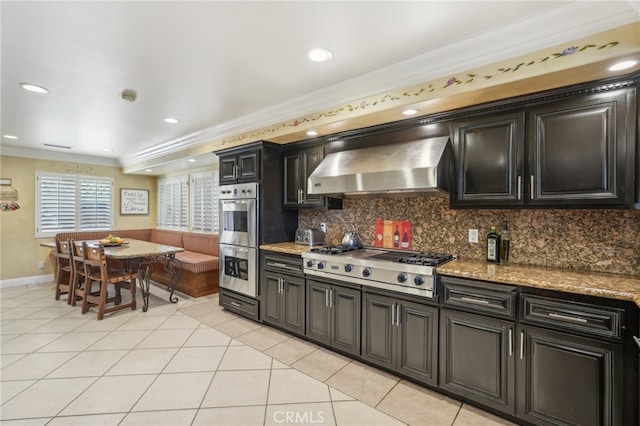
[259,243,640,308]
[259,242,313,256]
[437,259,640,307]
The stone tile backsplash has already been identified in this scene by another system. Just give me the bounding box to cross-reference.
[298,197,640,276]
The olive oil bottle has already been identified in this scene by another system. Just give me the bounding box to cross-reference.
[486,226,500,263]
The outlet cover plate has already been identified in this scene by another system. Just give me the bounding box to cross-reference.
[469,229,479,243]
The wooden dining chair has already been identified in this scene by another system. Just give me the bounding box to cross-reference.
[54,240,73,303]
[69,240,91,307]
[81,242,138,320]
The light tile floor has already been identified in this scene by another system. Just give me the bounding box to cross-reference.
[1,282,517,426]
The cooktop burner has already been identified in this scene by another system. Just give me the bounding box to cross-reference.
[310,245,364,255]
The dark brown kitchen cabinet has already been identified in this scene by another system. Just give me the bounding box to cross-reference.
[283,144,341,209]
[262,270,305,335]
[439,309,516,416]
[451,111,525,207]
[517,324,622,426]
[306,279,361,356]
[527,88,635,206]
[219,149,260,184]
[362,291,438,386]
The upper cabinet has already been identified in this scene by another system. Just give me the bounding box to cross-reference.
[283,143,342,209]
[219,149,260,184]
[451,112,525,207]
[450,85,637,208]
[527,89,635,207]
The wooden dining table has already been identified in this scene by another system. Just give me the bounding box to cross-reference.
[42,239,184,312]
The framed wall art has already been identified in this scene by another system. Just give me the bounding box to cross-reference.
[120,188,149,215]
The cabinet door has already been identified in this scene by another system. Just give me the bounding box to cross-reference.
[527,90,631,206]
[282,275,305,335]
[362,293,396,369]
[517,325,622,426]
[331,285,361,356]
[306,280,331,345]
[262,272,283,326]
[301,146,325,207]
[440,309,515,415]
[219,155,238,184]
[398,301,438,386]
[237,150,259,182]
[451,112,524,207]
[283,152,302,208]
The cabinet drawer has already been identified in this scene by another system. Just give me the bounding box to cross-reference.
[520,295,623,341]
[220,289,260,321]
[441,276,516,319]
[264,254,303,275]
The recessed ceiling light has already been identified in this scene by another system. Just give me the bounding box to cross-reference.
[164,117,180,124]
[308,48,332,62]
[402,109,418,116]
[3,134,18,140]
[188,159,196,162]
[19,83,49,94]
[306,130,319,136]
[102,148,113,152]
[145,169,153,172]
[608,59,638,71]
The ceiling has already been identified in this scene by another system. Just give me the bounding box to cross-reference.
[1,1,639,175]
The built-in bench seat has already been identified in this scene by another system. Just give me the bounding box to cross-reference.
[53,229,219,298]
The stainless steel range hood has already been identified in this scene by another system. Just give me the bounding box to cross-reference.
[307,136,452,198]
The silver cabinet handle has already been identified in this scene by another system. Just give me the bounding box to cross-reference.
[391,303,396,326]
[460,296,490,305]
[396,304,401,327]
[508,328,513,357]
[329,289,334,308]
[517,176,522,200]
[520,331,524,359]
[230,301,241,307]
[548,312,588,323]
[530,175,535,200]
[300,189,305,204]
[325,289,329,307]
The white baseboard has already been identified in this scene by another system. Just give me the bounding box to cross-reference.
[0,274,55,289]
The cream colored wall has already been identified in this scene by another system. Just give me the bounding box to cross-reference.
[0,155,157,280]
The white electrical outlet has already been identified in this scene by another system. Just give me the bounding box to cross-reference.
[38,260,45,269]
[320,223,327,233]
[469,229,479,243]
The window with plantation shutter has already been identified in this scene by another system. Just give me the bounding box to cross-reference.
[36,172,114,238]
[157,176,189,230]
[190,171,219,233]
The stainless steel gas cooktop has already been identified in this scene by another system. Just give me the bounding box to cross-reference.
[302,246,454,298]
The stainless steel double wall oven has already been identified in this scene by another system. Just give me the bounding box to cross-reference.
[219,182,258,297]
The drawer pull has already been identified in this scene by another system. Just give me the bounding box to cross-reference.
[230,301,241,307]
[548,312,588,323]
[460,296,490,305]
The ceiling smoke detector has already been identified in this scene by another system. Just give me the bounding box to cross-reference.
[121,89,137,103]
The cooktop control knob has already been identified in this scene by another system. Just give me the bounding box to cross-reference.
[362,268,372,277]
[397,273,408,283]
[414,276,425,286]
[317,262,326,270]
[306,260,314,268]
[344,264,354,273]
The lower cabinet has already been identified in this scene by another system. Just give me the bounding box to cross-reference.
[262,270,305,336]
[306,279,361,356]
[517,324,622,426]
[362,291,438,386]
[439,308,516,415]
